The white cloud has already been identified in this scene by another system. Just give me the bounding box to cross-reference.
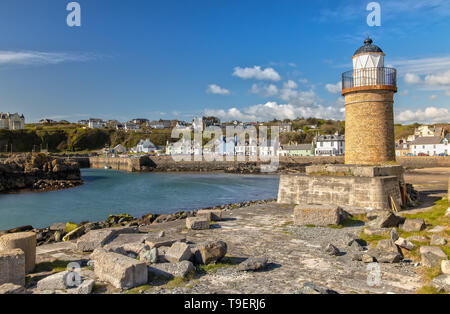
[206,84,230,95]
[396,107,450,124]
[424,70,450,87]
[325,82,341,94]
[404,73,422,84]
[0,50,96,65]
[250,84,279,97]
[233,66,281,81]
[204,101,344,122]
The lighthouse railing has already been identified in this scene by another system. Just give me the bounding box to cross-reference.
[342,67,397,91]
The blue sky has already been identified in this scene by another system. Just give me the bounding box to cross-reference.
[0,0,449,124]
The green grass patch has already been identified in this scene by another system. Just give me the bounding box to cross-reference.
[33,260,70,273]
[359,231,389,247]
[441,246,450,259]
[125,284,153,294]
[196,257,236,274]
[416,286,446,295]
[404,197,449,228]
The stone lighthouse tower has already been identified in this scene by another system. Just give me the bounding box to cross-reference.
[342,38,397,165]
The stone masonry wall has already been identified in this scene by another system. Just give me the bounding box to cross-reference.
[277,174,402,211]
[344,89,396,165]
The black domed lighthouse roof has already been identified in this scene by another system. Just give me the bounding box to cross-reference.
[353,38,383,56]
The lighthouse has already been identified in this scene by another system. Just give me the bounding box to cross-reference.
[342,38,397,165]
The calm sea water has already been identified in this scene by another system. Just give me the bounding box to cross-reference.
[0,169,279,230]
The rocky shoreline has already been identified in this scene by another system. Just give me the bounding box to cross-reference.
[0,199,276,246]
[0,153,82,193]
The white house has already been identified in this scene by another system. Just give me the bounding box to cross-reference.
[131,139,156,154]
[88,118,106,129]
[315,134,345,156]
[0,113,25,130]
[410,137,449,156]
[124,122,141,132]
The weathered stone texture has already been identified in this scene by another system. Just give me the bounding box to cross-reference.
[278,174,402,211]
[0,283,26,294]
[294,205,345,226]
[0,232,36,273]
[92,249,148,289]
[343,89,395,165]
[0,249,25,286]
[186,217,210,230]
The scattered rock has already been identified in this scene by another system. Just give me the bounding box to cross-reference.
[140,247,158,264]
[349,240,364,252]
[197,210,224,221]
[428,226,448,233]
[36,271,73,291]
[49,223,66,232]
[376,239,403,256]
[237,257,268,272]
[145,236,186,249]
[395,238,416,251]
[0,283,26,294]
[324,244,340,256]
[66,279,95,295]
[363,228,390,236]
[294,205,347,227]
[92,249,148,289]
[430,235,447,246]
[186,217,210,230]
[298,282,338,294]
[377,252,403,264]
[368,212,404,229]
[420,246,448,268]
[442,260,450,275]
[148,261,195,280]
[402,219,426,232]
[165,242,193,263]
[194,241,227,265]
[76,227,137,252]
[362,254,375,263]
[406,235,428,243]
[390,228,399,241]
[431,274,450,293]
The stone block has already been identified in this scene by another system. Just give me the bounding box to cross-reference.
[186,217,210,230]
[148,261,195,280]
[0,232,36,273]
[165,242,192,263]
[194,241,227,265]
[37,271,72,291]
[402,219,426,232]
[93,249,148,289]
[144,236,186,249]
[293,205,345,226]
[420,246,448,268]
[0,249,25,286]
[368,212,405,229]
[76,227,137,252]
[0,283,26,294]
[197,210,223,221]
[442,260,450,275]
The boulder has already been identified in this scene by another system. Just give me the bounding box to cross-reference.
[144,236,186,249]
[0,283,26,294]
[366,247,402,264]
[442,260,450,275]
[294,205,346,226]
[361,254,375,263]
[431,274,450,293]
[148,261,195,280]
[395,238,416,251]
[92,249,148,289]
[237,257,268,272]
[194,241,227,265]
[390,228,399,241]
[430,235,447,246]
[324,244,340,256]
[0,249,25,286]
[298,282,338,294]
[76,227,137,252]
[165,242,193,263]
[402,219,426,232]
[36,271,73,291]
[0,232,36,273]
[420,246,448,268]
[363,228,390,236]
[406,235,428,243]
[139,247,158,264]
[376,239,403,255]
[66,279,95,295]
[349,240,364,252]
[368,212,405,229]
[197,210,224,221]
[49,223,66,232]
[186,217,210,230]
[377,252,403,264]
